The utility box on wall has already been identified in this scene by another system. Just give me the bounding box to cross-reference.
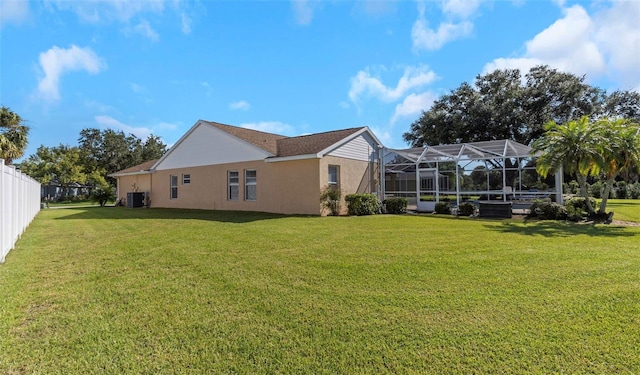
[127,192,145,208]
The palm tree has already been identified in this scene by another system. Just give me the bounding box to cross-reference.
[531,116,608,215]
[597,118,640,214]
[0,106,30,165]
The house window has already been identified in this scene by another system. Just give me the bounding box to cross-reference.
[228,170,239,200]
[328,165,339,187]
[182,174,191,184]
[170,175,178,199]
[245,169,257,201]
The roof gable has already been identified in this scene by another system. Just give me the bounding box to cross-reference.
[274,127,367,158]
[206,121,286,155]
[132,121,383,171]
[153,121,276,170]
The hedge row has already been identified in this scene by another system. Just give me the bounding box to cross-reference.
[343,194,408,216]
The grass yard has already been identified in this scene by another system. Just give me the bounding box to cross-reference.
[606,199,640,223]
[1,203,639,374]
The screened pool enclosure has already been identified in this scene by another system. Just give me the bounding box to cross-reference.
[382,140,563,212]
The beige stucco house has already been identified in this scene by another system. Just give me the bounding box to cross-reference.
[110,120,383,215]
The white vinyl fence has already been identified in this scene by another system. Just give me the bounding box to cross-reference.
[1,159,41,263]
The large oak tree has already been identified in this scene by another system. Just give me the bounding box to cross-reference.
[403,65,610,147]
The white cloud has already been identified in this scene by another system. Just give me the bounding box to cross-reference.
[0,0,30,26]
[241,121,295,135]
[484,3,640,90]
[594,1,640,88]
[229,100,251,111]
[180,12,192,34]
[442,0,482,19]
[155,122,178,131]
[349,65,437,103]
[391,92,437,124]
[483,58,541,78]
[37,45,106,102]
[94,115,153,139]
[412,0,476,51]
[412,20,473,51]
[47,0,194,38]
[291,0,314,25]
[49,0,164,23]
[132,19,159,41]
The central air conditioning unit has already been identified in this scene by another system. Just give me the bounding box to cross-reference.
[127,192,145,208]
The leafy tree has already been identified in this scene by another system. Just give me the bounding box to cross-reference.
[531,116,608,215]
[0,106,30,164]
[603,90,640,123]
[596,118,640,214]
[141,134,167,162]
[78,128,167,184]
[522,66,604,142]
[20,145,88,200]
[403,65,605,147]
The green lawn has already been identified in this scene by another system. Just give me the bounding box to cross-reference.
[1,204,639,374]
[46,200,100,208]
[606,199,640,222]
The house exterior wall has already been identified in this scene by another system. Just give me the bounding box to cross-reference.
[320,156,378,215]
[150,158,323,215]
[142,155,377,216]
[327,133,378,162]
[115,174,152,205]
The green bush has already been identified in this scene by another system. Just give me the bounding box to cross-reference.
[589,181,603,198]
[457,202,476,216]
[345,194,379,216]
[529,199,566,220]
[630,182,640,199]
[90,186,116,207]
[383,197,407,214]
[563,197,594,221]
[563,180,580,195]
[434,202,451,214]
[320,186,342,216]
[615,181,629,199]
[565,196,596,213]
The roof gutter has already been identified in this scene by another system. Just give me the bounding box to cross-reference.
[264,153,321,163]
[108,170,154,178]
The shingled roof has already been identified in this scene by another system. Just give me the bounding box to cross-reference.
[113,121,374,176]
[109,159,158,176]
[275,127,364,157]
[204,121,366,158]
[204,121,287,155]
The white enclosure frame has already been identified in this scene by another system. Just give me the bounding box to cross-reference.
[381,140,563,212]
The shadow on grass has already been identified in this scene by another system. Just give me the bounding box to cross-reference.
[484,219,639,237]
[51,206,306,224]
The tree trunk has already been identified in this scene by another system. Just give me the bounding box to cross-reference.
[599,175,617,214]
[577,174,595,214]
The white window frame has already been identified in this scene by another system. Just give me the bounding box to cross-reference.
[170,175,178,199]
[228,170,239,201]
[182,174,191,185]
[328,165,339,188]
[245,169,257,201]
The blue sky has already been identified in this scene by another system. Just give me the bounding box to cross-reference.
[1,0,639,162]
